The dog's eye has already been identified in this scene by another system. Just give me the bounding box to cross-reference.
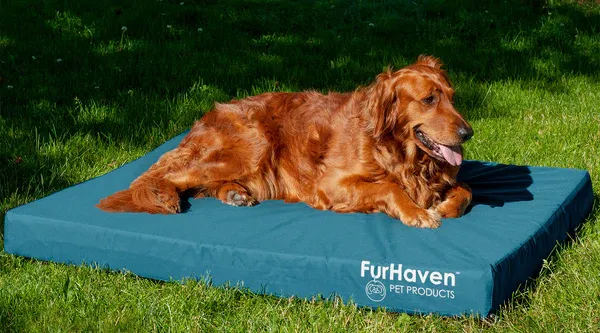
[422,95,435,105]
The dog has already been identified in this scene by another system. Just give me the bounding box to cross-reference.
[97,55,473,228]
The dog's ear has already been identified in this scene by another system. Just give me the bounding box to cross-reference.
[365,69,400,140]
[416,55,443,70]
[416,55,452,86]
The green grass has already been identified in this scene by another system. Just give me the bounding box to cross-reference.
[1,0,600,331]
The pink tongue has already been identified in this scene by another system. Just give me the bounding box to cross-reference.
[439,145,463,166]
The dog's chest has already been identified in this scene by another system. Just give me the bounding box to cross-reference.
[396,166,450,209]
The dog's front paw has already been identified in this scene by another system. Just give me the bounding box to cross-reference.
[402,208,441,229]
[435,202,461,218]
[435,182,472,218]
[435,198,469,218]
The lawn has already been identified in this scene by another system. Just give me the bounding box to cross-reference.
[1,0,599,331]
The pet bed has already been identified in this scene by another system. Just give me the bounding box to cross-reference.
[4,133,593,316]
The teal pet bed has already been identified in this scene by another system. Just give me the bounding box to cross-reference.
[3,133,593,316]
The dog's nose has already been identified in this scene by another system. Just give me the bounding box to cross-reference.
[458,126,474,142]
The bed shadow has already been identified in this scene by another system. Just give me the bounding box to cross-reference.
[458,161,534,213]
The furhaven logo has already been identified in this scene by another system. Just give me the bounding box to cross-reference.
[360,260,459,301]
[360,260,457,286]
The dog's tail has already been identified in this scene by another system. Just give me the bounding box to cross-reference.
[96,189,147,213]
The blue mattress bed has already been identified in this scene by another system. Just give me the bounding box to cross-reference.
[3,133,593,316]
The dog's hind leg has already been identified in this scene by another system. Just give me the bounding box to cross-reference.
[97,147,191,214]
[98,114,265,214]
[99,144,253,214]
[160,146,261,208]
[126,147,197,214]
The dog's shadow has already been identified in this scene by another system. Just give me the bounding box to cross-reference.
[179,190,202,213]
[458,161,534,213]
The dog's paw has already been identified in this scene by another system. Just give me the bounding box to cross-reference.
[402,208,441,229]
[225,190,258,207]
[435,199,468,218]
[435,183,471,218]
[131,184,180,214]
[435,203,461,218]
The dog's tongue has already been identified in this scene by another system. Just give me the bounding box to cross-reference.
[439,145,463,166]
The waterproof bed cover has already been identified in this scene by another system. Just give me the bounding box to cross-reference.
[4,133,593,316]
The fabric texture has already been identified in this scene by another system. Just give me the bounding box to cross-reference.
[4,133,594,316]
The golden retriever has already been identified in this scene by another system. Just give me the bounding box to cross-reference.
[97,55,473,228]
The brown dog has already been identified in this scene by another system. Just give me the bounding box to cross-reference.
[97,56,473,228]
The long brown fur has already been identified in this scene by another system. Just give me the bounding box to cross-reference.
[97,56,474,228]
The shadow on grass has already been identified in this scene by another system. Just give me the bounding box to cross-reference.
[0,302,25,333]
[0,212,4,250]
[0,149,81,242]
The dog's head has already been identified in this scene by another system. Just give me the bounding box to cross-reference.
[365,55,473,166]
